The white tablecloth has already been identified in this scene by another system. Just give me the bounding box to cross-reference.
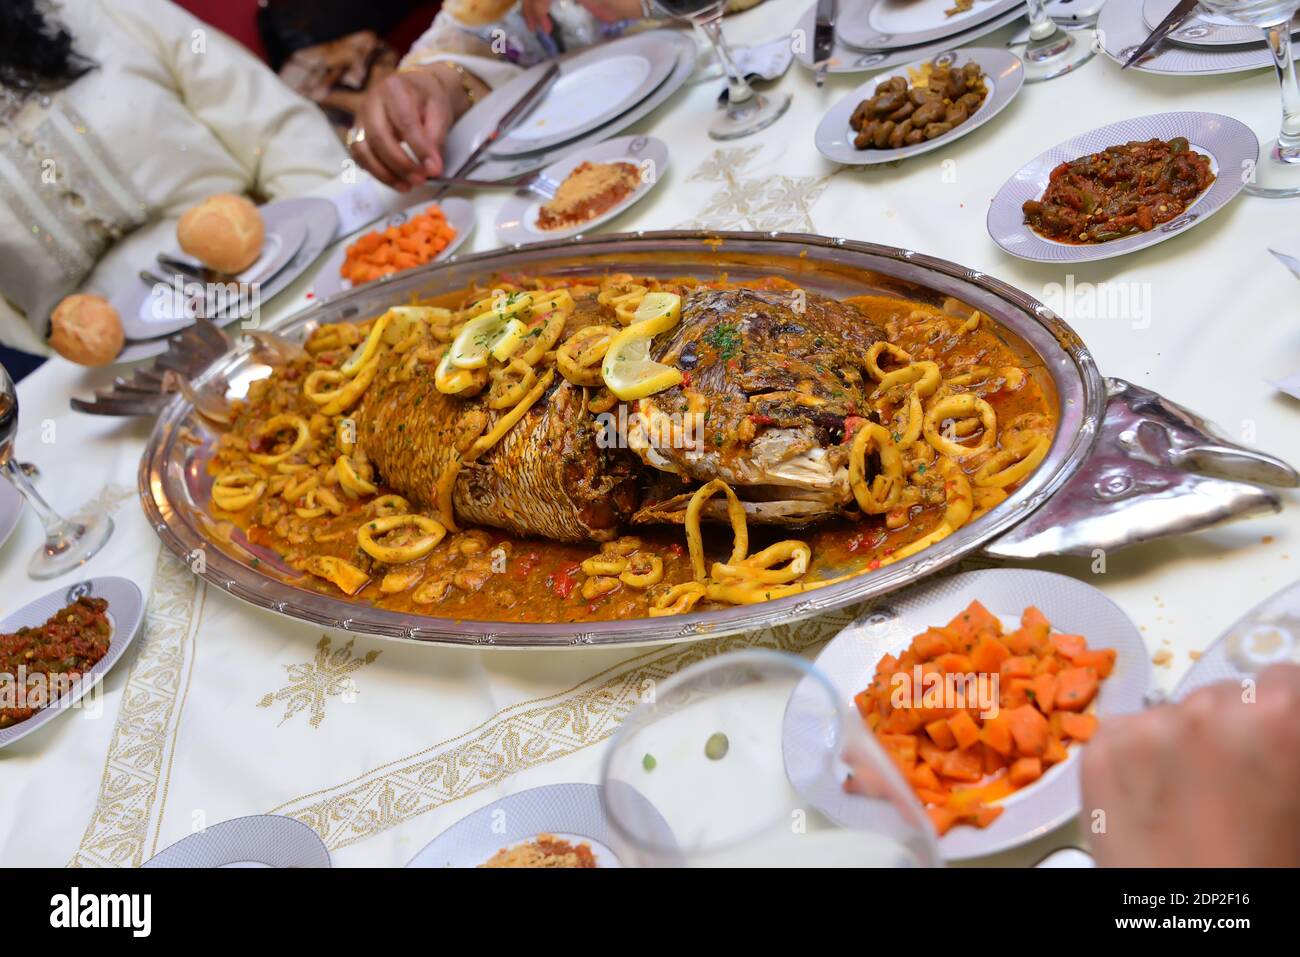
[3,0,1299,868]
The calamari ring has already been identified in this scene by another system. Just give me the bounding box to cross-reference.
[973,434,1050,488]
[305,322,360,355]
[367,494,411,517]
[303,369,345,404]
[211,471,266,511]
[587,386,618,414]
[865,341,912,381]
[281,471,319,503]
[848,422,904,515]
[876,360,941,399]
[598,284,647,326]
[294,488,329,519]
[336,454,378,496]
[619,555,664,589]
[518,308,567,367]
[878,458,973,567]
[302,555,369,595]
[466,368,555,462]
[248,414,310,466]
[581,576,620,600]
[556,325,617,387]
[685,479,748,582]
[356,514,447,564]
[711,540,810,585]
[487,358,537,410]
[314,486,346,516]
[321,356,381,414]
[648,581,706,617]
[582,555,628,576]
[923,393,997,458]
[892,389,923,447]
[434,455,462,533]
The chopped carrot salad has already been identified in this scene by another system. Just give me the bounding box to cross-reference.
[854,600,1116,836]
[340,205,457,285]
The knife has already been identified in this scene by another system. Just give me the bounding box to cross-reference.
[813,0,837,88]
[433,61,560,195]
[1122,0,1199,69]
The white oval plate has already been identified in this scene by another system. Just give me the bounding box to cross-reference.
[442,30,694,183]
[143,815,330,868]
[1175,578,1300,701]
[114,197,340,364]
[988,111,1256,264]
[1098,0,1295,75]
[494,135,668,244]
[407,783,672,868]
[0,480,21,554]
[815,48,1023,166]
[312,197,476,300]
[786,568,1151,861]
[490,36,676,158]
[796,0,1026,75]
[838,0,1024,51]
[0,576,145,750]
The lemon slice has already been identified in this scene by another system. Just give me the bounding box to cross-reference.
[601,292,683,401]
[449,313,527,369]
[435,348,480,393]
[490,317,528,361]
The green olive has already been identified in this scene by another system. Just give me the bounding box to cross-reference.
[705,732,730,761]
[642,753,657,772]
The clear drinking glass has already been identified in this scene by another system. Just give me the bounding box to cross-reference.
[1015,0,1096,82]
[652,0,791,138]
[600,649,941,867]
[0,364,113,579]
[1198,0,1300,197]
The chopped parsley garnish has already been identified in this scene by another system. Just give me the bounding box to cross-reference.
[703,322,742,361]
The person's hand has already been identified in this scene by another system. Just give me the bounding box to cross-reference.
[350,68,455,190]
[523,0,646,33]
[1081,662,1300,867]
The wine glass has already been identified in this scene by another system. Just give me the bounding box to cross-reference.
[1198,0,1300,197]
[652,0,791,139]
[0,363,114,579]
[600,649,941,867]
[1014,0,1096,82]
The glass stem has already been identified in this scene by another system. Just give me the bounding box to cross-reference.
[696,13,753,105]
[1024,0,1070,59]
[1263,18,1300,159]
[4,458,78,545]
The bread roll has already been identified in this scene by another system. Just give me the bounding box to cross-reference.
[49,294,123,366]
[176,193,264,275]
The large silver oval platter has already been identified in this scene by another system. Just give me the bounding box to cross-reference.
[139,232,1102,648]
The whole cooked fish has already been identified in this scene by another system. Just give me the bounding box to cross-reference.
[358,296,639,543]
[628,286,887,525]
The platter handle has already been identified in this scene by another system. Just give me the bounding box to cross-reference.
[983,378,1299,560]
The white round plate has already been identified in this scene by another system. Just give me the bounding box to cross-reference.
[815,48,1023,166]
[494,136,667,244]
[786,568,1151,861]
[1144,0,1278,48]
[0,479,21,554]
[0,576,145,750]
[988,111,1256,264]
[1098,0,1298,74]
[312,197,476,300]
[115,197,339,364]
[1175,578,1300,700]
[796,1,1025,75]
[120,217,308,342]
[837,0,1024,51]
[490,36,676,158]
[143,815,330,868]
[406,783,672,868]
[442,30,694,183]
